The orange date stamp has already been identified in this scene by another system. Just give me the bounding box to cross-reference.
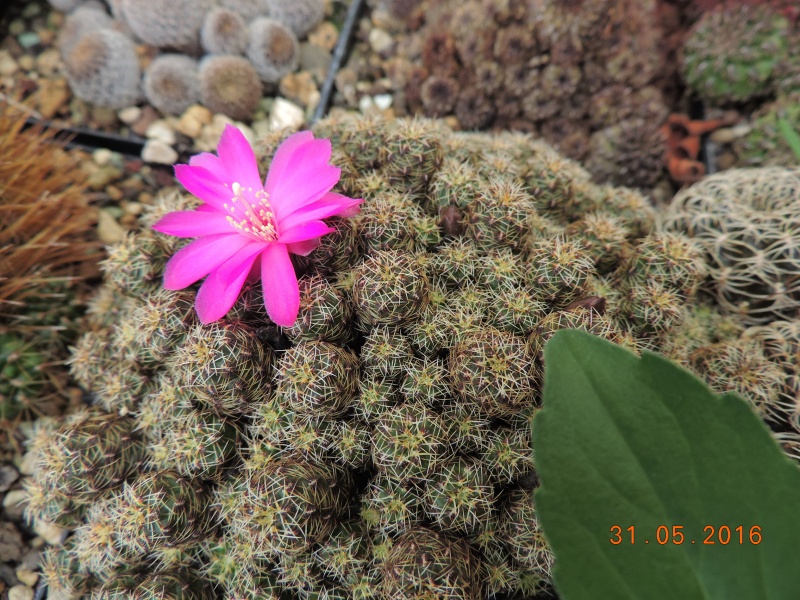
[610,525,762,545]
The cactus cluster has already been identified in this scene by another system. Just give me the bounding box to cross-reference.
[54,0,326,120]
[733,92,800,167]
[349,0,672,191]
[28,116,794,599]
[681,2,792,105]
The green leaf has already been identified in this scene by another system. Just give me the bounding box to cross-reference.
[533,330,800,600]
[777,117,800,161]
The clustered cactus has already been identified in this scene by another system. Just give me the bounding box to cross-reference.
[351,0,672,191]
[55,0,326,119]
[681,2,793,105]
[26,116,795,599]
[733,92,800,167]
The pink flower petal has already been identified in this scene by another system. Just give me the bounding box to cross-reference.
[151,210,232,238]
[194,244,263,324]
[216,125,264,194]
[189,152,226,181]
[174,164,231,211]
[286,238,321,256]
[265,135,340,219]
[279,220,335,244]
[163,233,260,290]
[260,243,300,327]
[263,131,314,190]
[278,193,362,232]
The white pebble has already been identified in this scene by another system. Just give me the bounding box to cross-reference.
[8,585,34,600]
[269,98,304,131]
[145,120,177,145]
[97,209,127,244]
[368,28,393,54]
[358,95,374,113]
[33,520,68,546]
[17,450,36,476]
[0,50,19,76]
[92,148,114,167]
[117,106,141,125]
[141,139,179,165]
[16,568,39,588]
[2,489,27,517]
[373,94,393,110]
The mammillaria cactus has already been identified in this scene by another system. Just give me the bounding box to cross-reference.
[733,93,800,167]
[201,7,250,56]
[198,55,264,122]
[247,18,301,84]
[144,54,201,116]
[119,0,215,50]
[27,114,797,599]
[264,0,325,38]
[62,28,141,109]
[681,2,791,104]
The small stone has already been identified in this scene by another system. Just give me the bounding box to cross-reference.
[145,120,176,145]
[17,33,40,50]
[251,118,270,139]
[118,106,141,125]
[373,93,393,110]
[87,165,123,190]
[33,521,68,546]
[8,585,34,600]
[709,123,751,144]
[0,465,19,493]
[38,28,55,46]
[15,570,38,588]
[279,71,320,109]
[97,209,127,244]
[308,22,338,52]
[0,563,19,588]
[358,95,374,113]
[176,112,203,138]
[0,523,23,562]
[131,105,160,137]
[90,105,118,129]
[17,450,36,476]
[106,185,124,201]
[8,20,25,37]
[33,78,71,119]
[184,104,212,125]
[18,55,35,71]
[368,28,394,55]
[92,148,114,167]
[35,49,61,77]
[299,43,332,81]
[141,139,178,165]
[19,548,42,572]
[269,98,305,131]
[0,50,18,76]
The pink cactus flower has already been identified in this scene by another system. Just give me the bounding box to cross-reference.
[152,124,362,326]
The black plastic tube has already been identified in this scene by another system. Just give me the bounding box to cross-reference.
[310,0,366,124]
[22,117,148,157]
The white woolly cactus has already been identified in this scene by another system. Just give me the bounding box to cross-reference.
[63,29,141,109]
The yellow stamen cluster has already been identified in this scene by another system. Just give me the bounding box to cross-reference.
[224,181,279,242]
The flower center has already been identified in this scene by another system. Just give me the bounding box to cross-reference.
[223,182,279,242]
